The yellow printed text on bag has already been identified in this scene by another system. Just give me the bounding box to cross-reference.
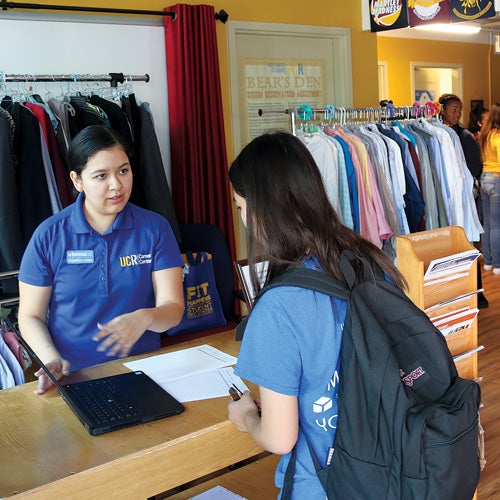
[186,282,214,318]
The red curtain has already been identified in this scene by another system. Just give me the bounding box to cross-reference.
[164,4,236,262]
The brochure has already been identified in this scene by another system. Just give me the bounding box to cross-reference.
[431,307,479,337]
[424,249,480,281]
[424,289,484,313]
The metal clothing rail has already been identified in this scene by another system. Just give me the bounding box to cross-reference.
[1,72,150,87]
[258,104,353,135]
[258,108,297,135]
[258,104,408,131]
[0,2,230,22]
[0,1,177,19]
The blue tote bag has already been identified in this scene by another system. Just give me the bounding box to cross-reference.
[167,251,226,336]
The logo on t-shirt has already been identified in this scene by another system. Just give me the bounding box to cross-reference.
[119,253,152,267]
[313,396,333,413]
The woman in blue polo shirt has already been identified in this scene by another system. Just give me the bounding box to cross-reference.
[18,125,184,394]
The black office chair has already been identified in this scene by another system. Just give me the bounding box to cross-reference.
[178,223,239,322]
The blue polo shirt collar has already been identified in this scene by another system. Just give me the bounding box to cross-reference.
[69,192,134,234]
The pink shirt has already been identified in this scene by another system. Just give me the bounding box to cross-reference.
[324,127,392,248]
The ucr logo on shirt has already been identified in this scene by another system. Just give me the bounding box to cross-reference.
[119,253,152,266]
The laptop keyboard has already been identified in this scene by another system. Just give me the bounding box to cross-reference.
[70,379,142,424]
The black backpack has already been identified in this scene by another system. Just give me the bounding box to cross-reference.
[250,251,481,500]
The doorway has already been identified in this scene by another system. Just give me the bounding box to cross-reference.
[411,63,463,105]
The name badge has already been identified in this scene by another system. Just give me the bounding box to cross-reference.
[67,250,94,264]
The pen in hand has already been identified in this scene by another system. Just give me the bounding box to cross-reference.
[229,383,243,401]
[228,384,261,416]
[229,387,241,401]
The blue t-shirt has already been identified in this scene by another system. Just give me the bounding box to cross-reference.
[19,193,184,370]
[235,262,346,499]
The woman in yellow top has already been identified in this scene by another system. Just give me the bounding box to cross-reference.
[478,103,500,275]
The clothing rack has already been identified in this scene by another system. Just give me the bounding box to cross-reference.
[258,108,297,135]
[0,2,229,23]
[1,72,149,87]
[258,104,437,136]
[258,106,389,135]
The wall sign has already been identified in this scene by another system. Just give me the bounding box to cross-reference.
[449,0,496,21]
[243,59,326,141]
[227,21,352,152]
[408,0,451,27]
[369,0,409,32]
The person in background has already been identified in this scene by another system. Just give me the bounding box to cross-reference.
[18,125,184,394]
[439,93,489,307]
[467,104,489,224]
[439,93,482,179]
[226,131,406,499]
[468,104,489,140]
[477,103,500,276]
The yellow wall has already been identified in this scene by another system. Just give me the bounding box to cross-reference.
[377,36,491,119]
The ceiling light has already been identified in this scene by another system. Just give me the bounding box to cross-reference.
[413,23,481,35]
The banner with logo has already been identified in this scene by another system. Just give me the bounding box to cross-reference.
[370,0,409,32]
[408,0,451,27]
[449,0,496,22]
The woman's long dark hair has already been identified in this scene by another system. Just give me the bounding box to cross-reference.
[229,131,406,292]
[468,105,488,136]
[478,103,500,155]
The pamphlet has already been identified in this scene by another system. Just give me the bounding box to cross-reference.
[424,289,484,313]
[424,249,480,282]
[431,307,479,336]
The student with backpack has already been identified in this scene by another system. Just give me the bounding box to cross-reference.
[227,131,481,499]
[227,131,406,498]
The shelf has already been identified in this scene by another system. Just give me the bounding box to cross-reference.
[396,226,479,380]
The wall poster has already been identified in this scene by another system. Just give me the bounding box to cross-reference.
[228,21,352,154]
[242,58,326,142]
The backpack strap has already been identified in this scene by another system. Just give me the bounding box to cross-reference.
[282,447,297,500]
[258,266,350,301]
[234,265,350,341]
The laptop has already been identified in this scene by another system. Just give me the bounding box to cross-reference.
[18,335,185,436]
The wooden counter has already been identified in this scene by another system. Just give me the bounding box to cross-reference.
[0,329,264,499]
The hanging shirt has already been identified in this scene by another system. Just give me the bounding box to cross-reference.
[297,131,342,221]
[338,127,393,246]
[0,333,24,387]
[329,133,359,233]
[322,132,354,229]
